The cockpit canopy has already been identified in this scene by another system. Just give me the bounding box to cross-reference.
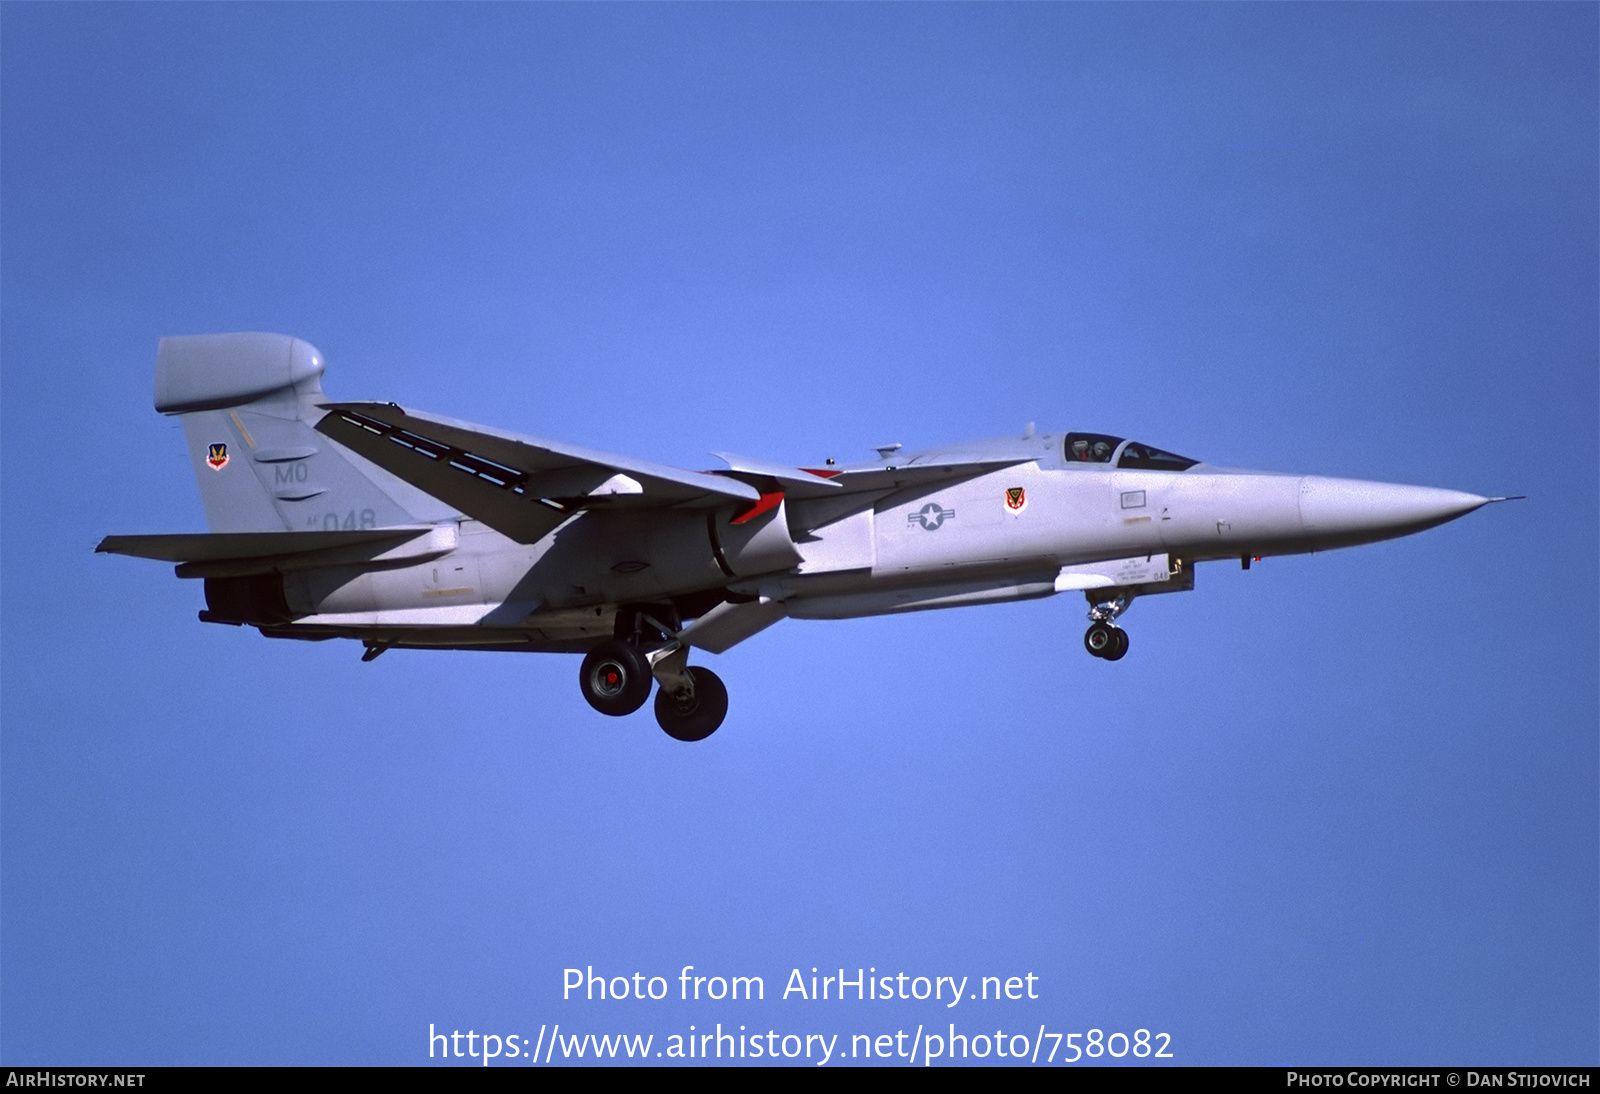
[1063,433,1199,471]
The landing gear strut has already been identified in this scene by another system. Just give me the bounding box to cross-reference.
[1084,592,1132,661]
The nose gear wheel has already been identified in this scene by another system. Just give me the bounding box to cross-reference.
[1084,591,1133,661]
[1084,622,1129,661]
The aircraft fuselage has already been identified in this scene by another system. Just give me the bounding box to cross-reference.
[242,433,1489,650]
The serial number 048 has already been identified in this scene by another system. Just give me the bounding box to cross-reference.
[1059,1029,1171,1061]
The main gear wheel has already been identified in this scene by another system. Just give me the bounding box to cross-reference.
[579,639,653,716]
[654,666,728,741]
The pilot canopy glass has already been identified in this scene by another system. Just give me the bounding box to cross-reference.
[1063,433,1197,471]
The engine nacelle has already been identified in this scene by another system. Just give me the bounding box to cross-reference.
[710,496,803,577]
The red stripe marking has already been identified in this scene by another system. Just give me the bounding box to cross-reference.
[801,468,842,479]
[730,490,785,525]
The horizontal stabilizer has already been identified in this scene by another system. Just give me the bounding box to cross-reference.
[96,528,431,564]
[316,403,760,544]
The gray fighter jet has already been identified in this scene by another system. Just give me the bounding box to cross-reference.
[100,333,1512,741]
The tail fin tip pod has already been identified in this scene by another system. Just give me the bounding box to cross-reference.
[154,332,325,414]
[153,332,423,534]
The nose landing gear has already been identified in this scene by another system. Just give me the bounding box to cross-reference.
[1084,621,1129,660]
[1084,592,1132,661]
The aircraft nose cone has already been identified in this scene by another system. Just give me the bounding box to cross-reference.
[1298,476,1491,547]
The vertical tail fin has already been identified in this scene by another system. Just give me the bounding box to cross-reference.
[156,333,421,532]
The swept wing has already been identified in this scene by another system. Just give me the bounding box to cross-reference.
[315,403,759,543]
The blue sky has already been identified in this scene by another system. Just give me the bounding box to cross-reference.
[3,3,1595,1066]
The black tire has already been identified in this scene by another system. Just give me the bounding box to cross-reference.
[579,639,653,716]
[1084,622,1115,658]
[654,666,728,742]
[1102,627,1130,661]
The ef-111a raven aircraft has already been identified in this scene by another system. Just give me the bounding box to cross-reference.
[100,333,1512,741]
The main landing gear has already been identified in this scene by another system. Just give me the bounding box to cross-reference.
[577,607,729,741]
[579,639,654,716]
[1083,592,1132,661]
[653,666,728,743]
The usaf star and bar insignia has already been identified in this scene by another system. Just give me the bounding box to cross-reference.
[907,502,955,531]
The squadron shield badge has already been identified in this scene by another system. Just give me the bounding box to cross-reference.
[206,443,229,470]
[1004,486,1027,514]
